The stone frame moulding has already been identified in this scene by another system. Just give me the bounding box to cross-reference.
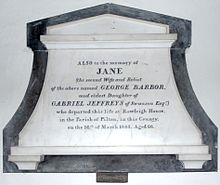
[3,3,217,173]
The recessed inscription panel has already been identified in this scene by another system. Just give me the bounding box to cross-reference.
[19,48,201,146]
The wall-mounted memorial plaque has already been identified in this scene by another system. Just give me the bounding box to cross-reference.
[4,4,217,174]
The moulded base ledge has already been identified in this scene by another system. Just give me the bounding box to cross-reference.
[8,145,211,170]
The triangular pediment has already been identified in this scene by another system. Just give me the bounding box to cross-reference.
[46,14,169,35]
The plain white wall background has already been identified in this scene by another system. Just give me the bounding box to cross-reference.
[0,0,219,184]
